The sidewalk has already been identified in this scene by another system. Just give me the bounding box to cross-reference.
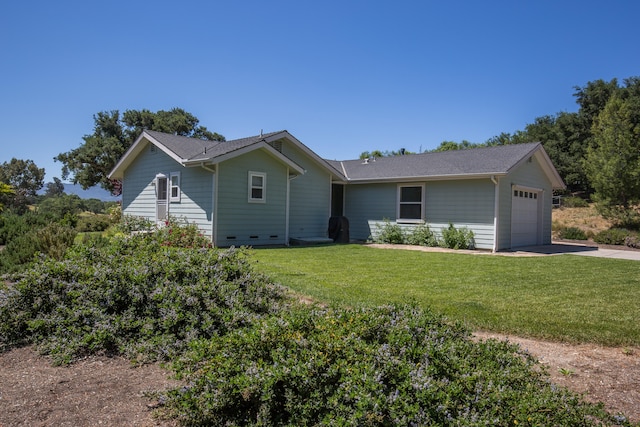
[513,242,640,261]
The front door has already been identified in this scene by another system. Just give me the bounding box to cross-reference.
[156,175,168,224]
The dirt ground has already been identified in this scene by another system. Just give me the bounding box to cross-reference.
[0,336,638,426]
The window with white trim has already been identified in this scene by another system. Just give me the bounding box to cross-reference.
[170,172,181,202]
[248,171,266,203]
[397,184,424,222]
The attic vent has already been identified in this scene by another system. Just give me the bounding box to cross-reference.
[150,145,157,153]
[267,140,283,153]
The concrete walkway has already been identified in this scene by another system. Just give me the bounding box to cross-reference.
[367,242,640,260]
[513,241,640,261]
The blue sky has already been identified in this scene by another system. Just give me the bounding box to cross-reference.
[1,0,639,183]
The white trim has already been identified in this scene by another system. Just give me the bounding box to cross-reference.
[492,175,499,252]
[248,171,267,203]
[212,165,218,246]
[184,141,305,175]
[169,172,181,202]
[285,168,290,245]
[396,183,425,223]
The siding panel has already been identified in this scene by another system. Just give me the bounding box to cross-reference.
[216,150,288,246]
[282,142,332,239]
[121,143,213,237]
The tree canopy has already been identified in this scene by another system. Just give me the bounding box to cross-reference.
[0,158,45,213]
[584,78,640,225]
[55,108,224,194]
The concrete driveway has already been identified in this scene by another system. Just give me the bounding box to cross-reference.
[513,242,640,261]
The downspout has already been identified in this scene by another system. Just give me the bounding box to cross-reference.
[286,168,290,246]
[213,164,219,247]
[491,175,499,253]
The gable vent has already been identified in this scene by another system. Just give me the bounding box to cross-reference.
[267,140,283,153]
[150,145,157,153]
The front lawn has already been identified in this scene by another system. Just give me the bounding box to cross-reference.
[252,244,640,346]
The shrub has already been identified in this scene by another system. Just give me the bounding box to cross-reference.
[405,223,439,247]
[76,214,111,232]
[0,222,290,363]
[161,304,626,426]
[594,228,632,245]
[0,222,77,274]
[624,234,640,249]
[440,223,475,249]
[561,196,589,208]
[373,219,405,244]
[116,214,155,234]
[557,226,588,240]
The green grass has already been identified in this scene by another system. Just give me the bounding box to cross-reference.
[252,244,640,346]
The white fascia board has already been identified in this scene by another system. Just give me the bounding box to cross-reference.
[507,144,565,190]
[108,131,186,179]
[184,142,305,175]
[266,131,347,180]
[344,173,508,185]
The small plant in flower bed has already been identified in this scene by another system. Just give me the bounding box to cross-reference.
[0,224,291,364]
[160,304,630,427]
[441,222,475,249]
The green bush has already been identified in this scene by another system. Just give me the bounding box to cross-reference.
[441,223,475,249]
[161,304,625,426]
[0,222,77,274]
[0,223,290,363]
[405,223,439,247]
[373,219,405,244]
[76,214,111,232]
[561,196,589,208]
[625,235,640,249]
[557,226,588,240]
[594,228,633,245]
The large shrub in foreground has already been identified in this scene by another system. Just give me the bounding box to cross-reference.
[0,232,290,364]
[161,304,628,426]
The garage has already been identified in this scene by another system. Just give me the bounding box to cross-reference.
[511,186,541,247]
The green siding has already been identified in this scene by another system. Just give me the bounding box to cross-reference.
[121,143,213,238]
[282,142,332,239]
[424,179,495,249]
[344,183,397,240]
[216,149,288,246]
[357,179,497,249]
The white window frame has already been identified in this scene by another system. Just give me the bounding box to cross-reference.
[248,171,266,203]
[170,172,181,202]
[397,183,425,223]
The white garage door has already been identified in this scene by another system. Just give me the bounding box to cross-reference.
[511,188,540,247]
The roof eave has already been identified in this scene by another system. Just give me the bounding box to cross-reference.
[183,141,305,175]
[344,172,509,184]
[108,131,188,180]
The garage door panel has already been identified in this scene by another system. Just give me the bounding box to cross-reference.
[511,190,540,247]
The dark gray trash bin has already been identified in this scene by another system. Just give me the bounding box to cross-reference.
[328,216,349,243]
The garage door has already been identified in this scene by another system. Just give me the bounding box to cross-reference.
[511,188,540,247]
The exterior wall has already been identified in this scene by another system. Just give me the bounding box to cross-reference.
[122,143,213,237]
[216,149,288,246]
[343,183,398,241]
[423,179,495,249]
[281,142,332,239]
[496,154,554,250]
[346,179,496,250]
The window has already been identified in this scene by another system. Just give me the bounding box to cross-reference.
[170,172,181,202]
[398,184,424,222]
[248,171,266,203]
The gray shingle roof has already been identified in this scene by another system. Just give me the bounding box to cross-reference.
[327,143,543,181]
[145,129,283,162]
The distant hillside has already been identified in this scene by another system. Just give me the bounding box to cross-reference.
[62,183,120,201]
[36,183,121,201]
